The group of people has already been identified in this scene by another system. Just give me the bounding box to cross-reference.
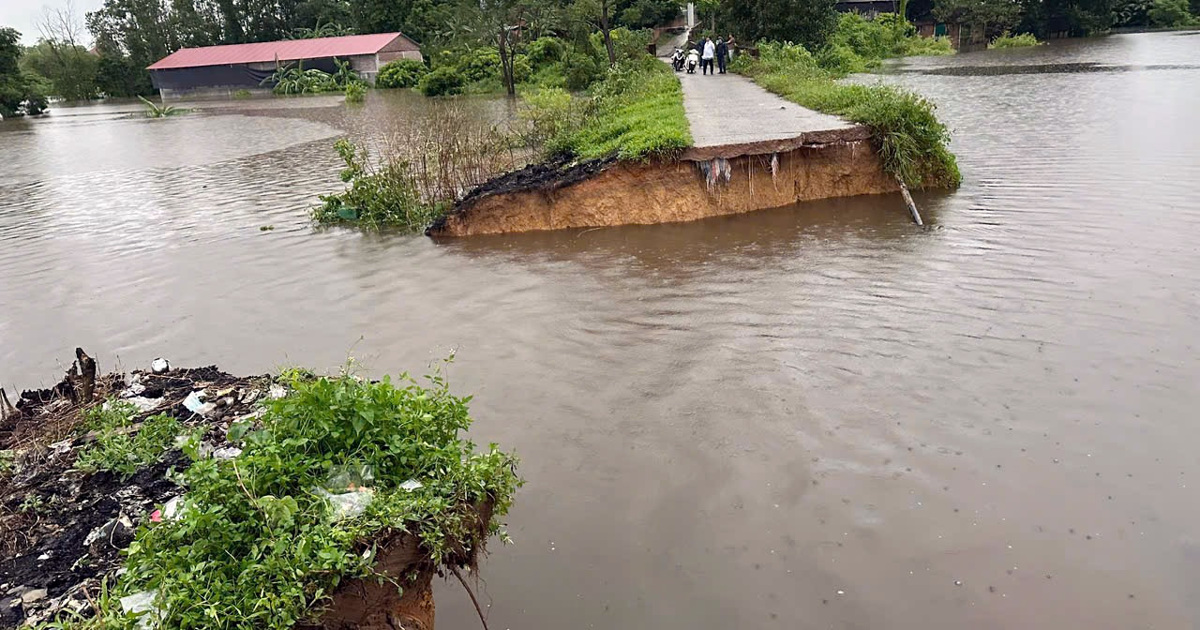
[673,35,736,76]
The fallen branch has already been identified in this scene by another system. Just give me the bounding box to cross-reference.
[896,176,923,226]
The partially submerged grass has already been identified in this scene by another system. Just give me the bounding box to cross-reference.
[520,57,691,161]
[735,41,960,189]
[314,105,524,231]
[989,32,1042,49]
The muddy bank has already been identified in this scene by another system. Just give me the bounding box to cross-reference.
[428,128,897,237]
[0,351,493,630]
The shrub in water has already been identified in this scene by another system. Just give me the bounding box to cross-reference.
[376,59,428,88]
[343,82,366,103]
[989,32,1042,48]
[417,66,467,97]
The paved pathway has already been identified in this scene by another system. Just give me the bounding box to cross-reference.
[675,67,857,157]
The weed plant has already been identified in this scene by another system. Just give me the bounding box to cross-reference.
[989,32,1042,48]
[74,402,180,479]
[138,96,185,118]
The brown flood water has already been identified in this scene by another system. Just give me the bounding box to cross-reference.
[3,31,1200,630]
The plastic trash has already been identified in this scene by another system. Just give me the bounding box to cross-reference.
[399,479,423,492]
[150,358,170,373]
[325,463,374,492]
[120,375,146,398]
[123,397,160,413]
[119,590,160,629]
[182,391,214,416]
[267,384,287,400]
[49,440,72,455]
[212,447,242,460]
[161,496,183,520]
[316,487,374,520]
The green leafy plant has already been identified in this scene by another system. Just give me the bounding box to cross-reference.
[343,82,366,103]
[314,139,441,231]
[74,403,181,479]
[19,493,46,514]
[416,66,467,96]
[137,95,185,118]
[232,89,253,99]
[375,59,428,89]
[989,32,1042,48]
[104,370,520,630]
[266,59,362,95]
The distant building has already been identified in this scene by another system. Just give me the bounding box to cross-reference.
[147,32,422,99]
[835,0,899,16]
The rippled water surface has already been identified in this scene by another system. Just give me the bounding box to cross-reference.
[3,31,1200,630]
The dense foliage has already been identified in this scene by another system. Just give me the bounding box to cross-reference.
[818,12,952,74]
[0,28,48,117]
[375,58,428,88]
[734,41,960,189]
[315,139,442,230]
[20,40,99,101]
[58,370,519,630]
[266,59,363,94]
[927,0,1200,37]
[715,0,839,51]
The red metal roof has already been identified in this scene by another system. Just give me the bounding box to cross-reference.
[147,33,405,70]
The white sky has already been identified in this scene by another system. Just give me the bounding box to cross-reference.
[0,0,104,45]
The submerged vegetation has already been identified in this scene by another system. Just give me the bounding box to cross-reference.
[315,105,523,231]
[734,40,960,189]
[989,32,1043,48]
[818,13,953,75]
[137,95,186,118]
[265,59,363,95]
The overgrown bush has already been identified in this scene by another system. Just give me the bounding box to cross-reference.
[737,42,960,189]
[819,12,953,75]
[527,36,567,66]
[343,82,366,103]
[266,59,363,95]
[989,32,1042,48]
[522,57,691,161]
[1148,0,1198,26]
[103,371,521,630]
[314,139,439,230]
[74,402,180,479]
[417,66,467,96]
[563,52,603,91]
[375,59,428,88]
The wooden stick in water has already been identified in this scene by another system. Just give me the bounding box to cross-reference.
[896,177,923,226]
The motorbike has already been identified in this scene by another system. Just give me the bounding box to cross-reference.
[686,50,699,74]
[670,48,685,72]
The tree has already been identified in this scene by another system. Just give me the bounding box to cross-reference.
[718,0,838,50]
[0,28,50,117]
[21,3,100,101]
[572,0,619,65]
[934,0,1022,38]
[1147,0,1194,24]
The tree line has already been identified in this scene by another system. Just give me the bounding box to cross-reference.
[2,0,1197,112]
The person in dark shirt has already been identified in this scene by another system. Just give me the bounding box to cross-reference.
[715,37,729,74]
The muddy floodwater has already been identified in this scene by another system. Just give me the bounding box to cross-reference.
[3,31,1200,629]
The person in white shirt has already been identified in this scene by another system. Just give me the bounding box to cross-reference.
[701,37,716,76]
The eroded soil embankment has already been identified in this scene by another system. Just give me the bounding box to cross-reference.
[428,129,898,237]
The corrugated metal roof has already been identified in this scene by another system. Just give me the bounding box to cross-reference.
[147,33,405,70]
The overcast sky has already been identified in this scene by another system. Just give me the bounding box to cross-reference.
[0,0,104,45]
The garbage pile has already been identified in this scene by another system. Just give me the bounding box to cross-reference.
[0,350,274,628]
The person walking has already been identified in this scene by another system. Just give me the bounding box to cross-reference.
[715,37,729,74]
[701,37,715,76]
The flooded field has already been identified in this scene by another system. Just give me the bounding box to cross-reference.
[3,31,1200,630]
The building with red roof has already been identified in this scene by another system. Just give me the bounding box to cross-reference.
[147,32,422,98]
